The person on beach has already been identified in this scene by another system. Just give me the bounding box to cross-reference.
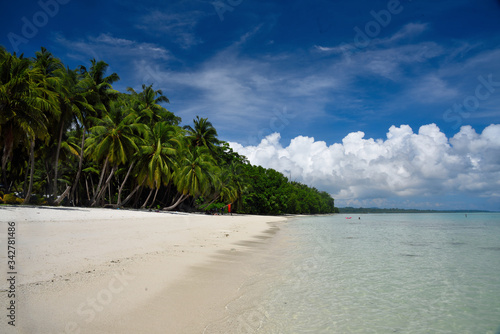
[224,203,232,216]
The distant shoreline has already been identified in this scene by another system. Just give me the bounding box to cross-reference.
[338,207,494,214]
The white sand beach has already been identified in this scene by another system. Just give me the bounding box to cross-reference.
[0,206,286,333]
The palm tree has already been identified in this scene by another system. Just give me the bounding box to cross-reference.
[0,51,59,200]
[164,146,220,211]
[33,47,62,76]
[52,66,94,203]
[30,48,86,202]
[119,122,182,208]
[183,116,219,153]
[67,69,101,205]
[33,48,63,199]
[194,141,247,210]
[79,58,120,119]
[127,84,180,126]
[218,163,241,203]
[67,58,120,205]
[85,100,144,206]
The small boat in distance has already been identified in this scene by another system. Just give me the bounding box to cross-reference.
[346,217,352,219]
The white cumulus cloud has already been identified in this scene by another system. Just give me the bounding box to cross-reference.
[229,124,500,208]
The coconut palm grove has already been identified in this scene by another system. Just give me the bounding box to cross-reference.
[0,47,337,214]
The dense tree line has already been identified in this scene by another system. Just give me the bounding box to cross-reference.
[237,165,336,214]
[0,47,336,214]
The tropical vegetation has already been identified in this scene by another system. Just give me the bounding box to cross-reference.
[0,47,337,214]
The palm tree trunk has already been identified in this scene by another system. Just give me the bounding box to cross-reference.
[24,140,36,204]
[92,156,109,203]
[22,160,29,196]
[160,183,171,204]
[90,176,95,199]
[53,119,65,199]
[204,195,220,208]
[45,173,50,197]
[150,186,160,209]
[132,185,144,208]
[141,188,154,209]
[163,193,189,211]
[91,166,115,207]
[120,180,144,207]
[85,177,91,202]
[108,182,112,204]
[116,161,135,207]
[54,185,71,205]
[70,130,86,205]
[1,124,14,187]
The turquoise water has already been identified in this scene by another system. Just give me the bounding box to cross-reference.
[208,213,500,333]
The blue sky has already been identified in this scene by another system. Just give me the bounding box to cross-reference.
[2,0,500,210]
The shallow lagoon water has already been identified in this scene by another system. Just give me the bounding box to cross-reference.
[209,213,500,333]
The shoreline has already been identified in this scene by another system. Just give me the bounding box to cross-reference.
[0,206,287,333]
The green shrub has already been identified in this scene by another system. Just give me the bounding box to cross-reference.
[3,193,22,205]
[35,195,47,205]
[27,194,46,205]
[202,202,227,213]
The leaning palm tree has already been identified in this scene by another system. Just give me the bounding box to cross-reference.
[199,160,243,210]
[215,163,240,203]
[119,122,182,208]
[164,146,220,211]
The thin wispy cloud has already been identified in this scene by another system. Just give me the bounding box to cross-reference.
[55,33,171,62]
[385,22,430,44]
[135,10,205,49]
[314,22,430,55]
[408,75,459,103]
